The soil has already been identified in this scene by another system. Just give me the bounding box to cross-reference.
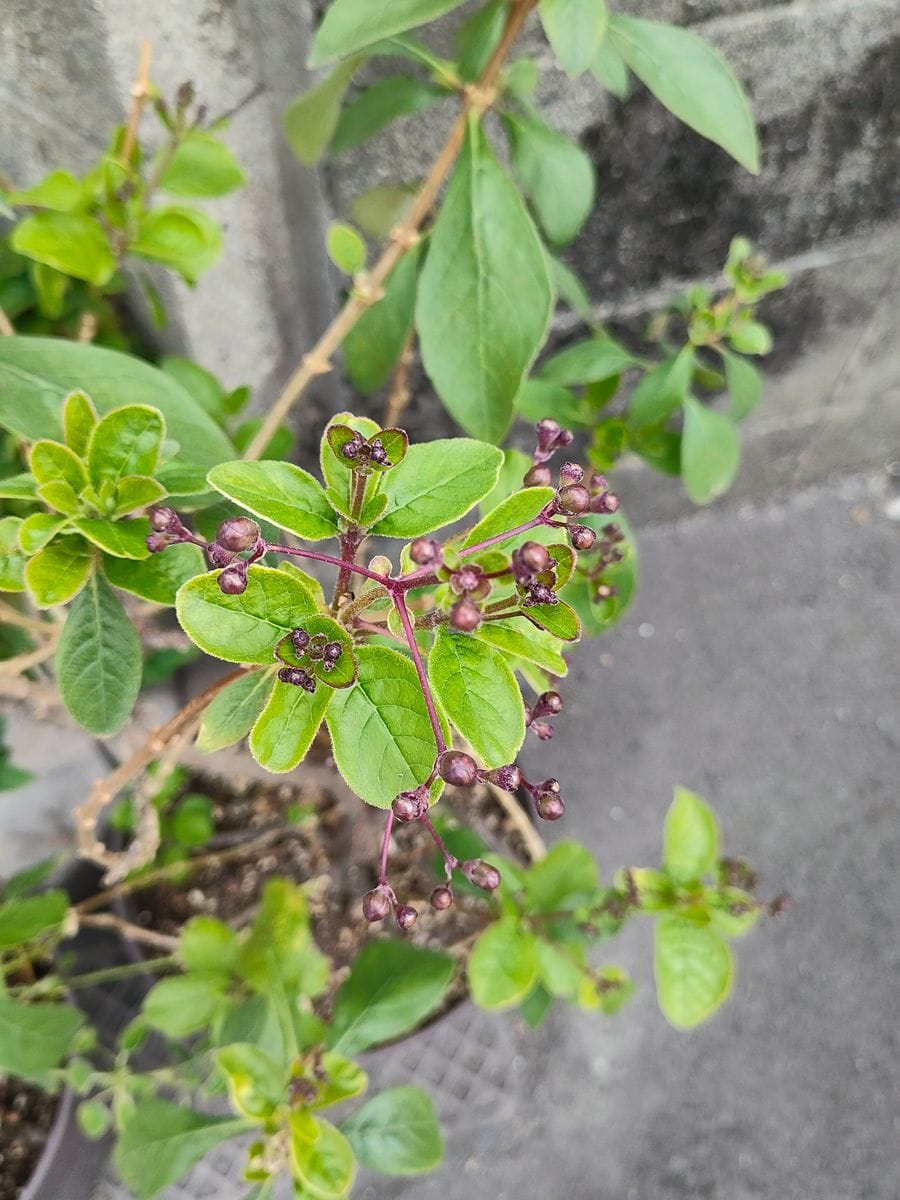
[0,1079,58,1200]
[128,755,537,1002]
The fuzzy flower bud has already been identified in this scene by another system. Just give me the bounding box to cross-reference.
[149,506,180,533]
[531,720,554,741]
[559,462,584,486]
[362,888,392,922]
[218,563,248,595]
[536,791,565,821]
[590,492,621,515]
[450,599,482,632]
[409,538,440,566]
[569,524,596,551]
[392,789,426,823]
[145,532,172,553]
[437,749,478,787]
[208,541,236,568]
[535,691,563,717]
[480,764,521,792]
[519,542,551,572]
[277,666,317,692]
[216,516,260,553]
[523,464,552,488]
[461,859,501,891]
[556,483,591,515]
[395,904,418,931]
[430,885,454,911]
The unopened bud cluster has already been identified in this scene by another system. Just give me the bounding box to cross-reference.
[340,431,389,467]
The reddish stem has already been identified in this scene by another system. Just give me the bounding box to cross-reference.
[378,811,394,886]
[420,813,459,880]
[265,542,389,587]
[393,590,447,754]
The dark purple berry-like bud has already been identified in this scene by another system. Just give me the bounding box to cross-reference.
[531,720,554,741]
[535,418,561,448]
[570,524,596,551]
[409,538,440,565]
[291,628,310,655]
[149,506,179,533]
[362,888,391,922]
[556,483,591,515]
[323,641,343,661]
[536,791,565,820]
[480,764,521,792]
[218,563,248,595]
[556,429,575,449]
[145,532,171,553]
[395,904,418,931]
[453,566,482,594]
[536,691,562,716]
[589,472,609,492]
[450,599,482,632]
[216,516,260,553]
[523,464,553,488]
[368,439,388,465]
[392,790,425,823]
[437,749,478,787]
[430,885,454,911]
[341,437,361,460]
[208,541,236,568]
[461,858,501,891]
[525,583,557,607]
[520,542,551,572]
[278,666,316,692]
[559,462,584,486]
[590,492,620,515]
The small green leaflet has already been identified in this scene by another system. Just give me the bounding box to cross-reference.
[309,0,466,67]
[207,461,338,541]
[468,917,539,1009]
[655,916,734,1029]
[663,786,719,882]
[680,397,741,504]
[539,0,609,77]
[284,59,362,167]
[249,677,332,773]
[373,439,502,538]
[341,1086,444,1175]
[196,669,276,752]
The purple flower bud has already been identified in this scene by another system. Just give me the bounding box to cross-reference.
[368,439,388,465]
[291,628,310,655]
[208,541,236,568]
[569,524,596,551]
[531,720,554,741]
[588,472,608,492]
[277,666,316,692]
[535,418,561,449]
[520,542,551,572]
[461,859,501,891]
[556,429,575,449]
[216,516,261,553]
[323,641,343,661]
[450,599,482,632]
[341,437,362,460]
[536,791,565,821]
[437,749,478,787]
[480,764,521,792]
[556,484,591,515]
[590,492,620,515]
[392,790,425,823]
[535,691,563,716]
[409,538,440,566]
[218,563,248,595]
[145,532,171,553]
[149,506,179,533]
[524,583,557,607]
[395,904,418,931]
[523,464,553,488]
[430,885,454,911]
[362,888,391,922]
[559,462,584,486]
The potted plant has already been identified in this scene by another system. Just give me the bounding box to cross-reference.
[0,2,788,1197]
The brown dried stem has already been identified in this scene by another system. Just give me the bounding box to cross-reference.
[120,39,154,166]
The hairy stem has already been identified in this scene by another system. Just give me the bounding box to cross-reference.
[242,0,536,461]
[266,542,389,588]
[393,591,446,754]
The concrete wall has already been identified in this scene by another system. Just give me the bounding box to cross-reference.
[2,0,898,513]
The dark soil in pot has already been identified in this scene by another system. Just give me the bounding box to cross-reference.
[0,1079,57,1200]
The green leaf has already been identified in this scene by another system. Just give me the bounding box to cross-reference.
[516,378,592,428]
[468,917,539,1010]
[25,535,93,608]
[207,461,338,541]
[179,915,239,973]
[156,132,246,197]
[103,542,205,604]
[462,486,554,551]
[428,629,525,768]
[29,440,87,492]
[607,15,759,174]
[160,357,229,425]
[535,938,586,998]
[520,983,554,1027]
[372,438,502,538]
[326,222,367,274]
[628,346,695,428]
[0,995,83,1088]
[474,618,567,677]
[55,571,142,733]
[0,338,235,472]
[0,890,69,947]
[131,207,223,283]
[342,1086,443,1175]
[549,256,595,323]
[592,37,630,98]
[63,389,98,456]
[539,335,635,386]
[0,474,37,501]
[237,879,328,997]
[351,184,416,238]
[721,347,762,420]
[728,318,772,356]
[331,76,445,152]
[523,598,580,642]
[310,0,465,66]
[416,119,553,443]
[283,59,361,167]
[328,940,454,1055]
[664,786,719,882]
[291,1116,356,1200]
[681,397,741,504]
[503,111,594,247]
[9,169,84,212]
[11,212,116,285]
[19,514,68,555]
[655,916,734,1029]
[326,645,448,807]
[457,1,506,80]
[249,677,332,773]
[478,448,533,514]
[523,841,598,913]
[72,518,150,559]
[540,0,608,76]
[86,404,165,488]
[0,518,26,592]
[176,566,318,664]
[77,1099,112,1140]
[217,1043,286,1121]
[197,669,275,752]
[343,249,419,394]
[143,975,226,1038]
[114,1098,251,1200]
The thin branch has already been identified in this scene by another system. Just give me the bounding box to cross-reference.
[242,0,537,461]
[0,600,51,636]
[79,912,179,953]
[382,331,416,428]
[120,39,153,166]
[266,542,389,588]
[393,590,446,754]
